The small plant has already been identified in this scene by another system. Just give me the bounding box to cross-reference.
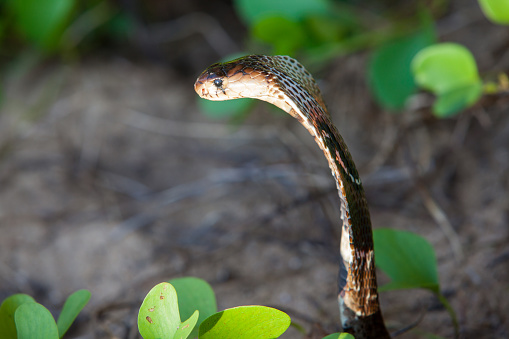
[138,230,452,339]
[0,289,91,339]
[0,230,451,338]
[374,229,458,337]
[137,279,345,339]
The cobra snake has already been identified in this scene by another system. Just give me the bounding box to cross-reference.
[194,55,391,339]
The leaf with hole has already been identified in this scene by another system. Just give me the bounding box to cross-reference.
[138,282,181,339]
[15,303,59,339]
[374,228,439,293]
[169,277,217,339]
[56,289,91,338]
[199,305,291,339]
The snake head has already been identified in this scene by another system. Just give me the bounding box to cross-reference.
[194,56,278,102]
[194,64,229,99]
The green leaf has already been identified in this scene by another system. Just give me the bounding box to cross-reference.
[199,306,291,339]
[233,0,331,26]
[478,0,509,24]
[56,290,91,338]
[0,294,36,339]
[168,277,216,339]
[174,310,199,339]
[7,0,75,51]
[411,43,482,115]
[138,282,181,339]
[368,26,436,111]
[433,82,483,117]
[412,43,480,93]
[252,16,307,55]
[15,303,59,339]
[373,228,439,293]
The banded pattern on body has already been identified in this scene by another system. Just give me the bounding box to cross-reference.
[195,55,390,338]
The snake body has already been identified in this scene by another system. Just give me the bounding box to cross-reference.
[195,55,390,338]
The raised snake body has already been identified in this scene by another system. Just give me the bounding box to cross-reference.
[194,55,390,338]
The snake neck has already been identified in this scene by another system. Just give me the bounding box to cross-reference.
[289,105,377,307]
[290,105,390,338]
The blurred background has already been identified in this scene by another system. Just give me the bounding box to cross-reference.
[0,0,508,338]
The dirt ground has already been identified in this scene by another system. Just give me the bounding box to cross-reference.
[1,3,508,339]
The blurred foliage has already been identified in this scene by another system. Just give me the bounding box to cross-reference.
[373,228,458,337]
[374,229,439,293]
[368,20,436,111]
[478,0,509,24]
[198,0,509,119]
[234,0,361,62]
[1,0,133,58]
[0,0,134,110]
[7,0,75,52]
[412,43,483,117]
[234,0,331,26]
[4,0,509,119]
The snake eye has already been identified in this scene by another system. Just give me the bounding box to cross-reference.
[213,79,223,88]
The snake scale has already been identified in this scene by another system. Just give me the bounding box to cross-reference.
[194,55,391,339]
